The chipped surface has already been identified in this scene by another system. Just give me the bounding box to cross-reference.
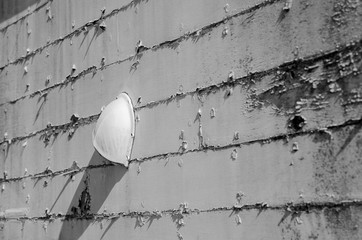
[1,0,362,239]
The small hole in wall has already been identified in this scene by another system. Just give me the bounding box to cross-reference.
[289,115,306,131]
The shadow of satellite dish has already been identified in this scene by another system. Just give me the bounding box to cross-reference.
[57,92,135,239]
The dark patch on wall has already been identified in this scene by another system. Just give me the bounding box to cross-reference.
[289,115,306,131]
[312,124,362,196]
[0,0,41,23]
[324,205,362,239]
[58,151,126,240]
[322,0,361,43]
[78,178,91,216]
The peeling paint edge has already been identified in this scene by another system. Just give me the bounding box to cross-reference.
[136,38,362,110]
[1,35,360,112]
[0,39,361,147]
[129,116,362,164]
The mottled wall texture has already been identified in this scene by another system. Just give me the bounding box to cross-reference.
[0,0,362,239]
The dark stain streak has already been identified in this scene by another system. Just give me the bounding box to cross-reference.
[276,8,289,24]
[336,123,362,156]
[241,12,256,26]
[100,217,119,239]
[79,30,90,50]
[49,177,72,212]
[34,93,48,124]
[277,209,292,226]
[146,214,162,229]
[84,27,103,58]
[158,38,181,50]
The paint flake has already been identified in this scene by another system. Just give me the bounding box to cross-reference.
[235,214,242,225]
[210,108,216,118]
[231,149,238,160]
[283,0,293,11]
[292,142,299,152]
[233,132,239,141]
[228,71,235,81]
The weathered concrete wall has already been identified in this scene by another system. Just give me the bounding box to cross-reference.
[0,0,362,239]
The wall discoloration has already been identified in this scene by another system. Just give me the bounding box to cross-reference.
[74,175,91,216]
[1,0,362,239]
[313,124,362,198]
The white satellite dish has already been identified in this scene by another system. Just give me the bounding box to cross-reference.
[92,93,135,167]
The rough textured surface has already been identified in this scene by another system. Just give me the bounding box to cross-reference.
[1,0,362,239]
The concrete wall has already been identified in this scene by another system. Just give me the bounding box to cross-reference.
[1,0,362,239]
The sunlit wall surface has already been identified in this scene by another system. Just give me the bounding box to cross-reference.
[1,0,362,239]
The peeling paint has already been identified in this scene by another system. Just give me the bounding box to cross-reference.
[1,200,360,223]
[291,142,298,152]
[235,214,242,225]
[210,108,216,118]
[1,18,362,119]
[230,149,238,160]
[1,2,362,238]
[1,116,362,183]
[0,0,285,104]
[283,0,292,11]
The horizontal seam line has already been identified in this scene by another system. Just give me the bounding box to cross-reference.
[1,116,361,183]
[0,39,360,146]
[1,200,361,221]
[0,0,282,89]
